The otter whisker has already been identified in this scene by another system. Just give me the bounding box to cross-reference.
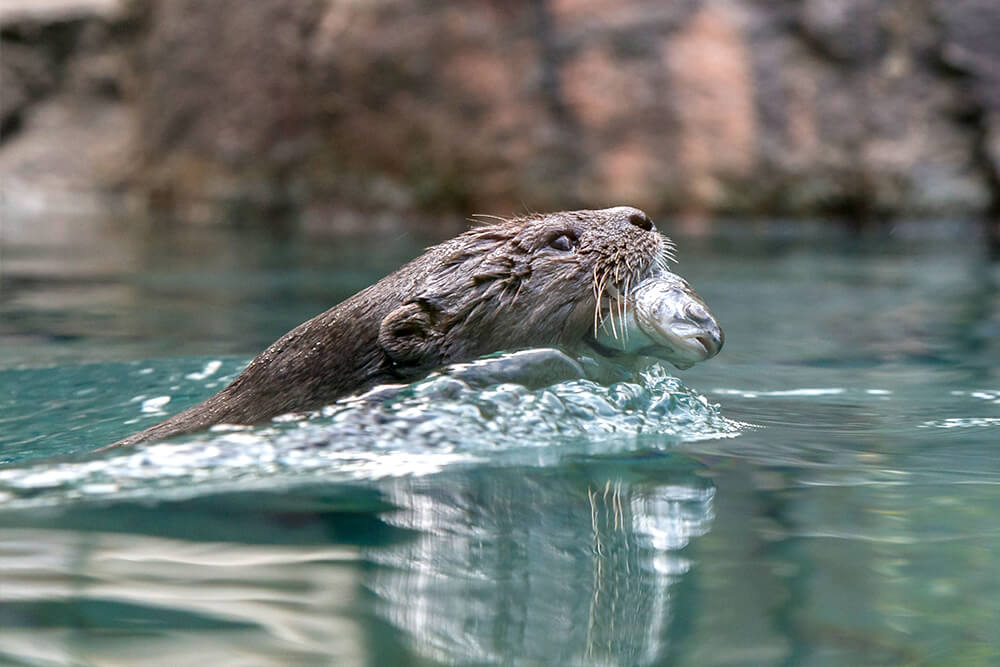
[614,276,626,342]
[601,275,620,341]
[612,286,625,342]
[510,278,525,309]
[609,272,626,342]
[620,274,631,344]
[659,234,678,265]
[596,270,608,332]
[592,270,606,335]
[470,213,510,221]
[653,248,673,273]
[592,269,605,335]
[595,270,621,341]
[467,213,513,229]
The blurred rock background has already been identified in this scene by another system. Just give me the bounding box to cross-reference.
[2,0,1000,233]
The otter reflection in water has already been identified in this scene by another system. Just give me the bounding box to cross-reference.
[107,207,722,449]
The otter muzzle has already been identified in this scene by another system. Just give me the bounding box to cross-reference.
[594,272,724,370]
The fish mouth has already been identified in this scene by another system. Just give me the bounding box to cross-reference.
[589,271,723,370]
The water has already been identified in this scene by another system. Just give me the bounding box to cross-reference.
[1,215,999,666]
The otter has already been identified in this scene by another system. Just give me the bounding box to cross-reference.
[106,207,722,449]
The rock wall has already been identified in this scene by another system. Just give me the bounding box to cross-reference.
[1,0,134,217]
[3,0,1000,225]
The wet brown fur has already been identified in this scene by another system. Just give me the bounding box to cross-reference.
[106,207,668,448]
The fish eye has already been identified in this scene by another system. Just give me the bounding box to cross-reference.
[548,233,576,251]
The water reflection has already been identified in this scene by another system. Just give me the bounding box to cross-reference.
[0,527,371,666]
[369,458,713,666]
[0,456,714,666]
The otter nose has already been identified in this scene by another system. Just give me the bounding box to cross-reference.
[628,211,654,232]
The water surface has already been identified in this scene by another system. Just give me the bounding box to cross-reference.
[1,215,998,666]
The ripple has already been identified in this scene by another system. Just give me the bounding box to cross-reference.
[950,389,1000,404]
[140,396,172,414]
[712,387,847,398]
[917,417,1000,429]
[185,359,223,381]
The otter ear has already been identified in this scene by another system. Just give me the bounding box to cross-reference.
[378,301,443,367]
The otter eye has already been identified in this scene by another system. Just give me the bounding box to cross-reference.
[549,233,576,251]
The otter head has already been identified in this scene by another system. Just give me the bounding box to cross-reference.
[377,206,722,375]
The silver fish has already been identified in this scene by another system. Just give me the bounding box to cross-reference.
[593,271,724,369]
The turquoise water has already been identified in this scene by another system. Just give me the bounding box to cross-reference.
[1,218,999,666]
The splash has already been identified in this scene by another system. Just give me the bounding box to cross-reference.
[0,361,743,510]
